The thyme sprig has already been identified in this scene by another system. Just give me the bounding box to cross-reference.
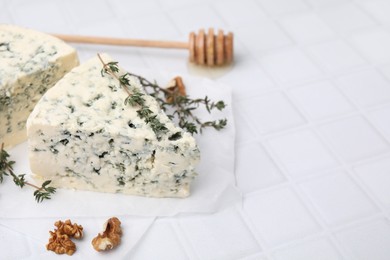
[0,143,56,203]
[98,54,168,139]
[98,54,227,135]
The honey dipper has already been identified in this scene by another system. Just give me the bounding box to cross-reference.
[52,28,233,66]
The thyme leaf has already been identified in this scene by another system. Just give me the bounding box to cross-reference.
[0,143,56,203]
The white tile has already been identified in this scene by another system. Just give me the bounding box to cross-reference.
[167,5,225,35]
[233,101,258,144]
[336,219,390,260]
[179,207,260,260]
[232,38,251,58]
[219,58,275,101]
[213,0,268,26]
[63,0,114,26]
[354,156,390,208]
[307,40,366,73]
[142,48,188,73]
[335,69,390,107]
[244,187,320,247]
[236,142,285,193]
[239,253,268,260]
[259,48,323,85]
[381,65,390,81]
[258,0,308,16]
[75,18,126,37]
[9,0,71,33]
[240,92,305,134]
[235,20,292,52]
[305,0,345,8]
[318,116,390,162]
[77,46,148,71]
[272,237,343,260]
[73,20,149,68]
[130,221,189,260]
[319,3,376,32]
[0,7,13,23]
[124,12,180,39]
[289,81,354,119]
[279,13,335,44]
[109,0,160,18]
[267,129,338,178]
[359,1,390,25]
[299,170,377,226]
[369,106,390,141]
[348,29,390,64]
[155,0,204,9]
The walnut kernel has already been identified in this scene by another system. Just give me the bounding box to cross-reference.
[92,217,122,252]
[54,219,83,239]
[46,230,76,256]
[166,76,187,103]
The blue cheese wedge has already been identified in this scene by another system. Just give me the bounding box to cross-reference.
[27,54,200,198]
[0,24,79,148]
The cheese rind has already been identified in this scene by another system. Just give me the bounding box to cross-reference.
[0,24,79,148]
[27,54,200,198]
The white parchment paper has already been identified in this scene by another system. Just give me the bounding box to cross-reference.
[0,72,240,218]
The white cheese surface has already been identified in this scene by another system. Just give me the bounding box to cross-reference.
[0,24,79,148]
[27,54,200,198]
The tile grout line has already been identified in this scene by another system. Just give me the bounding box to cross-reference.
[169,219,199,260]
[232,204,269,259]
[245,17,349,257]
[250,0,390,225]
[309,122,390,221]
[305,68,390,221]
[249,31,390,255]
[237,204,281,260]
[260,140,352,259]
[232,12,390,255]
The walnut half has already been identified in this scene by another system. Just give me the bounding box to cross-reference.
[92,217,122,252]
[46,219,83,255]
[54,219,84,239]
[46,230,76,256]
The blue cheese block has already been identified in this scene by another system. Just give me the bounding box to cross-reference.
[27,54,200,198]
[0,24,79,148]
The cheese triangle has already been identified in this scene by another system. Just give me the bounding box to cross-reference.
[27,54,200,198]
[0,25,79,148]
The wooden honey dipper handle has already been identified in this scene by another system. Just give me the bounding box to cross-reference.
[52,28,233,66]
[52,34,189,49]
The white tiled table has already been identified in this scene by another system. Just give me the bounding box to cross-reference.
[2,0,390,259]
